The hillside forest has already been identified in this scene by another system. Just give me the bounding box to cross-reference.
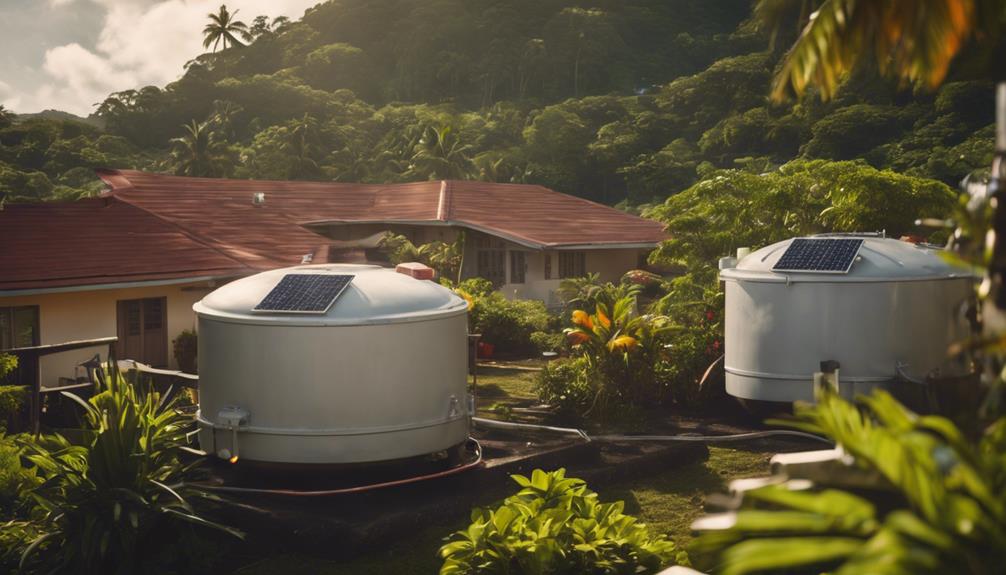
[0,0,992,220]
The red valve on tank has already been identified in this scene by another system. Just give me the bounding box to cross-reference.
[396,262,435,280]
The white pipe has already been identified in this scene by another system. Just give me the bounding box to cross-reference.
[470,417,832,445]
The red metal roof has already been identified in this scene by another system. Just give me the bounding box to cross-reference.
[0,170,667,292]
[0,197,251,291]
[100,170,667,252]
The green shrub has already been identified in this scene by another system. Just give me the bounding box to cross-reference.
[0,353,16,379]
[530,330,566,354]
[454,276,495,298]
[544,297,676,417]
[0,354,25,431]
[0,385,26,426]
[535,356,596,414]
[557,273,643,312]
[0,432,44,572]
[644,159,956,276]
[650,274,724,407]
[172,329,198,374]
[0,434,40,516]
[16,360,241,573]
[469,292,553,357]
[439,468,683,575]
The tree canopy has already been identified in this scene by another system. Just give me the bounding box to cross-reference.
[0,0,993,208]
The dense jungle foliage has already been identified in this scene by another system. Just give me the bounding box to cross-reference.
[0,0,993,208]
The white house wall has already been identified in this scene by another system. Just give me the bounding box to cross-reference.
[1,281,213,387]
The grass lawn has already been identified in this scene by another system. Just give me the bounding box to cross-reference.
[233,363,787,574]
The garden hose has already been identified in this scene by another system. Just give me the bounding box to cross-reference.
[470,417,833,445]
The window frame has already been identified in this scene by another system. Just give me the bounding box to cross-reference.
[510,251,527,284]
[0,305,40,350]
[558,251,587,279]
[476,248,506,287]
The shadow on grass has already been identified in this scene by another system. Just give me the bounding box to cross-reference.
[474,383,511,399]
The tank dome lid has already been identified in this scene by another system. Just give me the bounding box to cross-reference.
[194,264,468,325]
[720,235,973,283]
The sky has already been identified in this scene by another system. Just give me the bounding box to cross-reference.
[0,0,319,117]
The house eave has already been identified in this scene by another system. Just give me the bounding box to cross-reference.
[300,219,663,252]
[546,242,661,250]
[300,218,547,249]
[0,274,243,298]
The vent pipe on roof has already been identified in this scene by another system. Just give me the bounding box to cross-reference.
[252,192,265,206]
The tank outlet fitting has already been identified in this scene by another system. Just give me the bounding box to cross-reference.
[448,395,460,418]
[217,406,249,463]
[813,361,841,397]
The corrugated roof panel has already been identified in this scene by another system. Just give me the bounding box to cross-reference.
[0,198,251,291]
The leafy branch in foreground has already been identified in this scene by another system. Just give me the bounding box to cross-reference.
[16,360,242,574]
[690,386,1006,575]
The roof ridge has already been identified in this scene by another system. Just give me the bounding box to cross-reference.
[436,180,449,221]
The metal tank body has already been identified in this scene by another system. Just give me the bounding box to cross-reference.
[194,264,470,464]
[720,237,973,403]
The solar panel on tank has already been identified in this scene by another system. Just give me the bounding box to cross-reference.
[253,274,354,313]
[772,238,863,273]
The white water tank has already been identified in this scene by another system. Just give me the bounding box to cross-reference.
[720,236,973,403]
[194,264,470,464]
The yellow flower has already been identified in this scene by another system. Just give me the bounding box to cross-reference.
[571,309,594,329]
[607,335,637,351]
[455,289,474,309]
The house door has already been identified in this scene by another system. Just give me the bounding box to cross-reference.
[116,297,167,367]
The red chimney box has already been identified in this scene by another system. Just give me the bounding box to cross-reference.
[396,262,436,280]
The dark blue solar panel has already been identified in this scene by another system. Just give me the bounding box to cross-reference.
[772,238,863,273]
[253,274,354,313]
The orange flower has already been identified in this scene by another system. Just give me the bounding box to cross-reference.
[571,310,593,329]
[607,335,637,351]
[596,307,611,329]
[567,331,590,345]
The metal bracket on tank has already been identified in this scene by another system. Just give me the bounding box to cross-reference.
[813,361,841,397]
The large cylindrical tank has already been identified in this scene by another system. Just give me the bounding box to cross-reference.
[720,236,973,403]
[194,264,470,465]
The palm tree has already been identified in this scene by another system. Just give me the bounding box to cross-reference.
[285,114,323,179]
[169,120,233,177]
[407,125,476,180]
[249,15,290,39]
[758,0,987,101]
[202,5,250,52]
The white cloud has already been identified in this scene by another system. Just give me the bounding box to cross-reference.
[0,79,21,111]
[28,0,317,116]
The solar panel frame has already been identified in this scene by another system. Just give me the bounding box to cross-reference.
[252,273,355,314]
[772,238,864,274]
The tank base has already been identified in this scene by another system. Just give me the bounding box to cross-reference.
[193,438,479,494]
[726,373,886,403]
[198,416,470,465]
